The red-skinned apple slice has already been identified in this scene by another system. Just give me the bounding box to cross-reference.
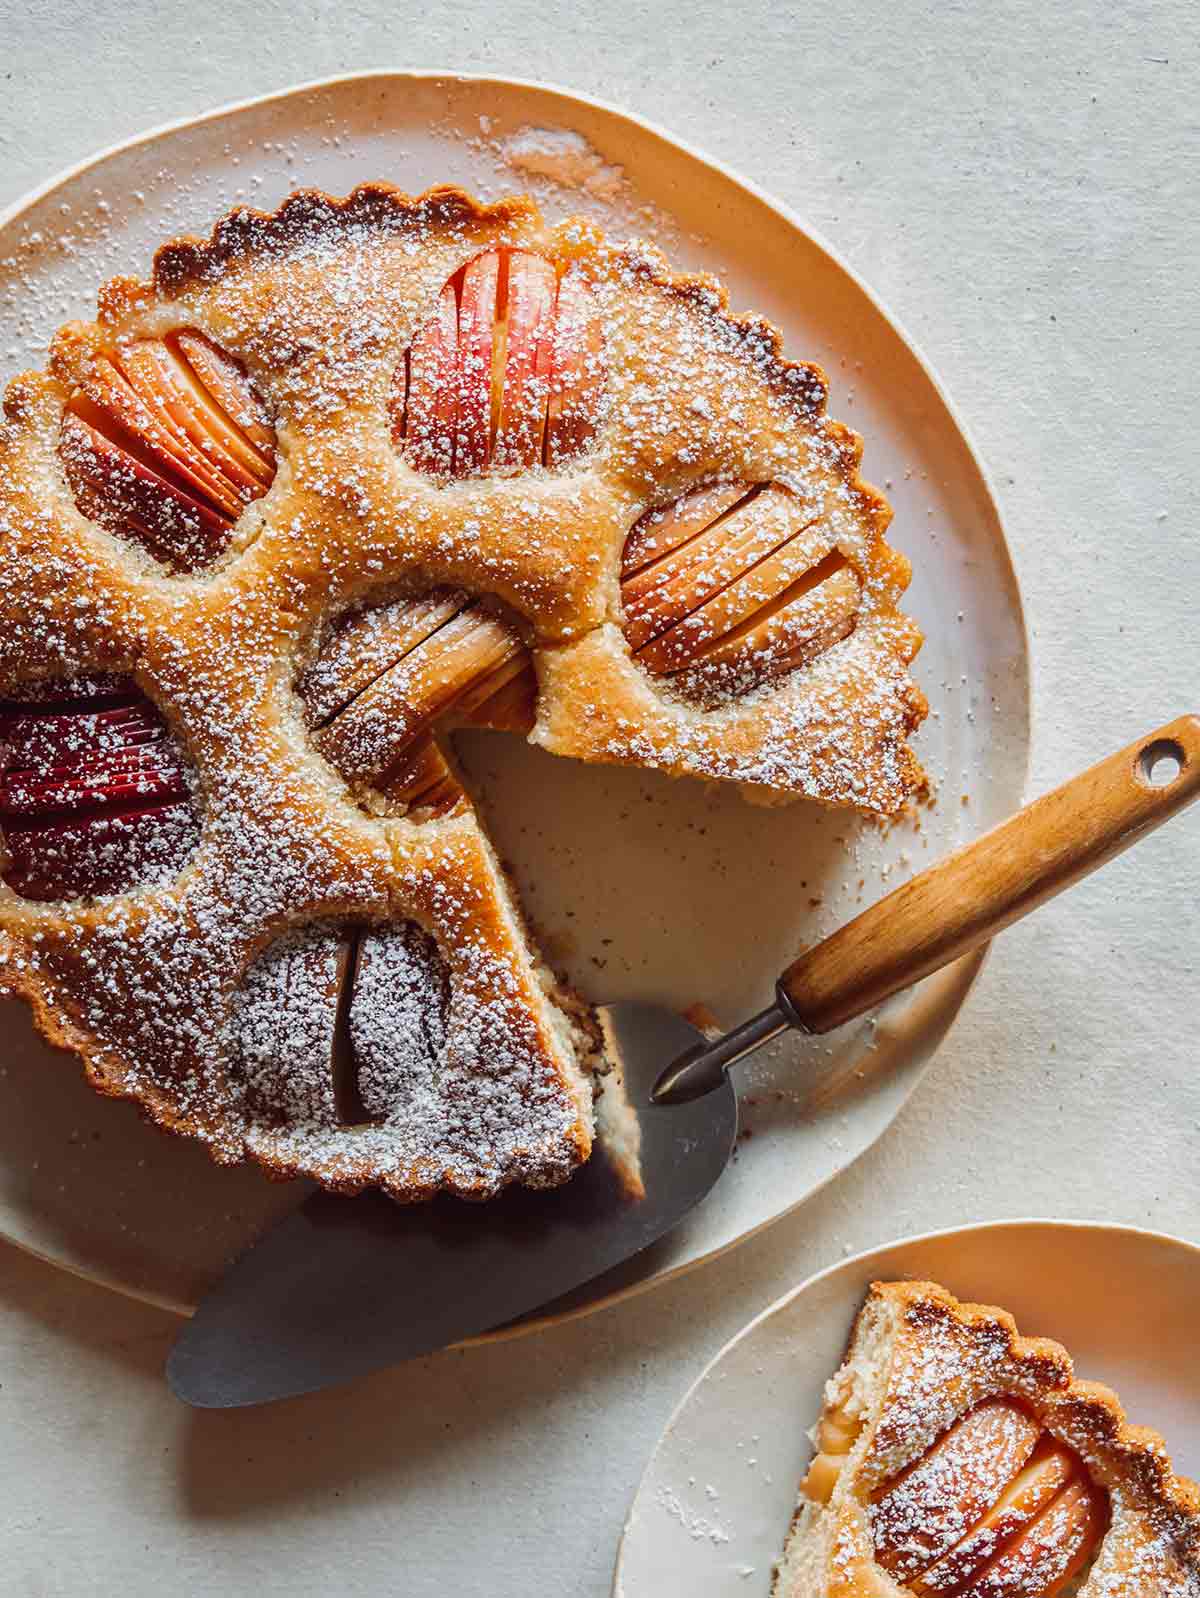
[118,340,272,493]
[545,270,604,465]
[493,252,557,470]
[0,682,197,901]
[61,330,275,570]
[60,408,232,568]
[400,280,460,474]
[2,801,198,902]
[871,1401,1043,1581]
[80,355,244,516]
[959,1476,1108,1597]
[454,251,501,476]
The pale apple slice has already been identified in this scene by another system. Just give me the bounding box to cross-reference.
[545,269,605,465]
[300,590,469,726]
[454,251,501,476]
[871,1401,1043,1581]
[621,483,755,578]
[622,485,809,652]
[400,280,460,474]
[958,1477,1108,1598]
[316,605,519,787]
[456,651,537,732]
[913,1438,1080,1594]
[173,330,275,454]
[671,565,861,705]
[377,735,464,817]
[493,252,557,470]
[635,520,836,673]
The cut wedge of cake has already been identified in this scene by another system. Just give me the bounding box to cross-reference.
[777,1280,1200,1597]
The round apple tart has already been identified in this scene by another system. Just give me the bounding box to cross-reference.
[0,184,926,1199]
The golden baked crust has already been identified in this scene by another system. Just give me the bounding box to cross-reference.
[0,183,926,1198]
[777,1279,1200,1596]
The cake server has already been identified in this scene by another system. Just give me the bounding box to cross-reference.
[168,715,1200,1407]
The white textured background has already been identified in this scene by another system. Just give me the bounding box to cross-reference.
[1,3,1197,1594]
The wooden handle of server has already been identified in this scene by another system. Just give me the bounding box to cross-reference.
[779,717,1200,1034]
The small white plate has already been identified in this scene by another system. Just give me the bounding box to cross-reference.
[0,73,1028,1318]
[614,1220,1200,1595]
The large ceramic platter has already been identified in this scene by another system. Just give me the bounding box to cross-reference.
[614,1221,1200,1595]
[0,73,1028,1318]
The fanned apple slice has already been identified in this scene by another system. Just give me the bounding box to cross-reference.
[0,681,198,902]
[398,280,460,473]
[60,329,276,570]
[79,355,244,515]
[119,339,272,492]
[622,485,812,652]
[398,251,604,479]
[454,251,501,476]
[545,269,605,465]
[300,590,469,726]
[493,252,557,470]
[635,519,836,673]
[1,803,198,902]
[622,483,755,578]
[315,605,523,789]
[172,330,275,454]
[671,565,861,705]
[912,1438,1080,1595]
[60,408,232,568]
[871,1401,1043,1582]
[452,650,537,730]
[376,736,465,817]
[959,1477,1108,1598]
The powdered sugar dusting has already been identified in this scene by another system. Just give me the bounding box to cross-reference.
[501,127,627,202]
[0,182,925,1197]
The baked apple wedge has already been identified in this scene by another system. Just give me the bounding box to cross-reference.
[394,249,604,477]
[0,681,199,900]
[59,330,275,570]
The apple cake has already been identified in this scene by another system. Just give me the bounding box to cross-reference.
[0,183,926,1199]
[778,1280,1200,1596]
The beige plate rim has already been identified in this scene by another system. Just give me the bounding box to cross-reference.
[0,70,1030,1333]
